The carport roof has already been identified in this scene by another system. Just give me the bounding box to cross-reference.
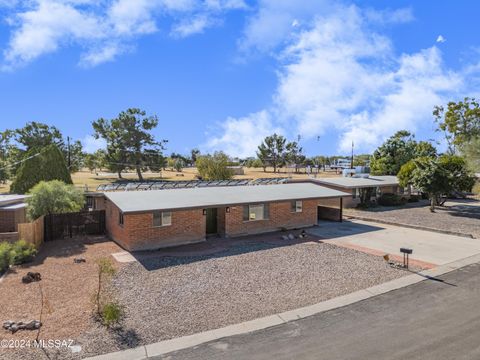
[105,183,350,213]
[310,176,399,189]
[0,194,29,207]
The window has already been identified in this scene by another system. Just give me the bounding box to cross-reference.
[291,200,303,213]
[153,211,172,227]
[243,204,269,221]
[119,211,124,226]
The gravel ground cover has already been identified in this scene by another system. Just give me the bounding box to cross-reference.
[69,234,409,359]
[0,237,123,360]
[1,233,413,360]
[344,198,480,239]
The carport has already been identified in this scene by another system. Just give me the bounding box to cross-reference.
[317,197,343,222]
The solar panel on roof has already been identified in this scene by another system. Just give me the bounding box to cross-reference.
[96,177,291,192]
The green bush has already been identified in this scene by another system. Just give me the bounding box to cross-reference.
[9,240,37,265]
[407,195,420,203]
[0,242,11,274]
[101,302,123,328]
[473,181,480,196]
[378,193,407,206]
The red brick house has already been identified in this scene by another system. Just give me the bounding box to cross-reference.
[104,183,349,251]
[0,195,29,233]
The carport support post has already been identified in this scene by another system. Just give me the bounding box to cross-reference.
[339,198,343,222]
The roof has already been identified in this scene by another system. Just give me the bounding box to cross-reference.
[0,203,27,211]
[309,175,399,189]
[0,194,29,207]
[105,183,350,213]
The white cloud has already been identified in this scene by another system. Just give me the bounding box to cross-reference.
[82,135,106,153]
[171,14,214,38]
[1,0,247,69]
[3,1,105,67]
[209,4,469,156]
[205,110,282,158]
[436,35,446,43]
[238,0,334,54]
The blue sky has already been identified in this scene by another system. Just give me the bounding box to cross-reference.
[0,0,479,158]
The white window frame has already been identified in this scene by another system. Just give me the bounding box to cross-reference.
[249,204,264,221]
[153,211,172,227]
[291,200,303,213]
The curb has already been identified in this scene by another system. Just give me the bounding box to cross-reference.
[84,252,480,360]
[343,215,475,239]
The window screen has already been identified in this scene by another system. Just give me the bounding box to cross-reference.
[153,211,172,226]
[291,200,303,212]
[243,204,269,221]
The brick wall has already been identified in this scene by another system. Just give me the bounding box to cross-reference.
[105,199,206,251]
[224,199,318,237]
[0,208,26,233]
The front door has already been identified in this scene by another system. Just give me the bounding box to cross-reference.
[206,208,218,235]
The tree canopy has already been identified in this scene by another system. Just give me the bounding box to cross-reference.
[196,152,234,180]
[10,144,73,194]
[434,97,480,152]
[257,134,287,173]
[26,180,85,220]
[92,108,167,180]
[370,130,437,176]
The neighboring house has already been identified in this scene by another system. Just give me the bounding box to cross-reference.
[227,166,245,175]
[103,183,349,251]
[0,195,29,233]
[305,176,401,208]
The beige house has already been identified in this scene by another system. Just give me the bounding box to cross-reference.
[307,176,401,208]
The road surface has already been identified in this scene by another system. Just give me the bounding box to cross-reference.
[159,263,480,360]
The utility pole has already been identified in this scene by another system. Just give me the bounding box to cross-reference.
[351,140,354,169]
[67,136,71,168]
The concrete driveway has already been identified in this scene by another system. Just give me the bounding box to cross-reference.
[308,219,480,266]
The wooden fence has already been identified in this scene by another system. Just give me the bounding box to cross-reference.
[18,216,44,248]
[0,216,44,248]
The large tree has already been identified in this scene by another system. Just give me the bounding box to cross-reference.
[5,122,83,174]
[10,144,72,194]
[434,97,480,153]
[257,134,287,173]
[92,108,166,180]
[285,141,305,173]
[370,130,437,176]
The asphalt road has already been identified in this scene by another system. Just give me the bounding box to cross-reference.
[159,263,480,360]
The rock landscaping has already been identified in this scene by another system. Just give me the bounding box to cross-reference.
[0,233,413,360]
[3,320,41,333]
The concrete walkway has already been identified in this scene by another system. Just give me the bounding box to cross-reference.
[309,219,480,266]
[84,252,480,360]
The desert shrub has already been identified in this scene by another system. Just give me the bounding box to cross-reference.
[0,242,12,274]
[407,195,420,203]
[378,193,407,206]
[9,240,37,265]
[473,181,480,196]
[101,301,124,328]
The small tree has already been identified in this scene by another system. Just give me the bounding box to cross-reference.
[196,152,234,180]
[411,158,450,212]
[438,155,475,194]
[10,144,73,194]
[94,257,123,327]
[26,180,85,220]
